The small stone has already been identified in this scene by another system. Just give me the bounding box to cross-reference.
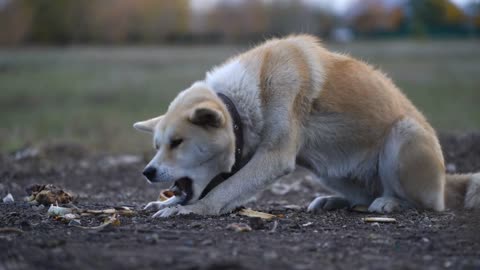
[226,223,252,232]
[446,163,456,173]
[370,222,380,227]
[248,217,265,230]
[191,222,202,229]
[200,239,213,246]
[68,219,81,227]
[263,250,278,260]
[20,220,31,230]
[423,255,433,261]
[3,193,14,203]
[32,204,45,211]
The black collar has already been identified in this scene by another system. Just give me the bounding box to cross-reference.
[198,92,245,200]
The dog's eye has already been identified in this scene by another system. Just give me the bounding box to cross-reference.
[170,138,183,149]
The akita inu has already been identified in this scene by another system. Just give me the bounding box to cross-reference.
[134,35,480,217]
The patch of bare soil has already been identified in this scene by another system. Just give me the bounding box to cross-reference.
[1,132,480,270]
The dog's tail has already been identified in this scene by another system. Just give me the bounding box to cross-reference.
[445,173,480,209]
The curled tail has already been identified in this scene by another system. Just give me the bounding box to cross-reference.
[445,173,480,209]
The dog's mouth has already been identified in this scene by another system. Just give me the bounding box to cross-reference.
[163,177,193,205]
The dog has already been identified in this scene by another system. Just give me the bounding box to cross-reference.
[134,35,480,217]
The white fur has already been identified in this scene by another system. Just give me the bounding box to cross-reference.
[205,59,264,158]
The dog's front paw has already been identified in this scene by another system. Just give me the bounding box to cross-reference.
[152,206,180,218]
[368,197,406,213]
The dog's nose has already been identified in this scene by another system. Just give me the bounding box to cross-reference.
[142,166,157,180]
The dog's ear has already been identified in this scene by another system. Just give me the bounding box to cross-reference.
[189,103,225,128]
[133,115,164,133]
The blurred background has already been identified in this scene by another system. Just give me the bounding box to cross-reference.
[0,0,479,153]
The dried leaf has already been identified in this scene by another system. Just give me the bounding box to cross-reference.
[283,204,302,210]
[363,217,396,223]
[113,206,135,216]
[238,208,277,220]
[351,205,369,213]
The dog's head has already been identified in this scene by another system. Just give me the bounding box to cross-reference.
[133,82,235,202]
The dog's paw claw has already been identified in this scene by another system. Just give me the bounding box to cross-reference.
[144,201,165,211]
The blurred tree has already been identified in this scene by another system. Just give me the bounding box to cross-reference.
[25,0,78,44]
[0,0,33,45]
[349,0,407,37]
[207,0,268,42]
[0,0,190,44]
[410,0,468,36]
[206,0,334,43]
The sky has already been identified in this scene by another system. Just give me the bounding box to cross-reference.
[190,0,479,14]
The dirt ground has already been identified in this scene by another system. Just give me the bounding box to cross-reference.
[1,132,480,270]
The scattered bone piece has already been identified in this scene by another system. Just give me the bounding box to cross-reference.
[2,193,14,203]
[82,208,116,215]
[302,222,314,227]
[72,214,120,231]
[363,217,396,223]
[158,189,175,202]
[48,205,73,216]
[226,223,252,232]
[63,213,79,220]
[238,208,277,220]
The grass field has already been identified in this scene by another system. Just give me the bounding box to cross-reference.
[0,40,479,153]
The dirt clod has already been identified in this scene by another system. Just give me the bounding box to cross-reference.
[25,184,73,205]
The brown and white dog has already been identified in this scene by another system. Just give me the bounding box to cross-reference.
[134,35,480,217]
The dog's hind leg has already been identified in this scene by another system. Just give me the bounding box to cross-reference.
[369,118,445,213]
[308,176,376,212]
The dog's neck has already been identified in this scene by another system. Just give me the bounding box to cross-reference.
[217,93,244,173]
[198,92,247,200]
[205,59,264,159]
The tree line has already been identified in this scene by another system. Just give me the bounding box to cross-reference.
[0,0,478,45]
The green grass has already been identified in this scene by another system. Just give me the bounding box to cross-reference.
[1,41,479,153]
